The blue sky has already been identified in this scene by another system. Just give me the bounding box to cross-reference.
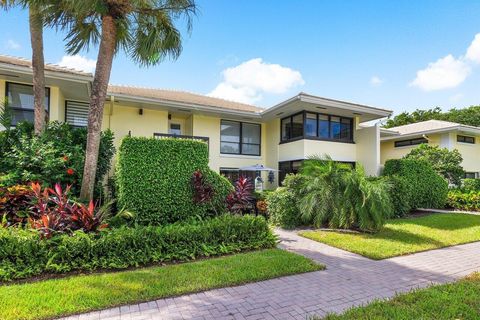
[1,0,480,115]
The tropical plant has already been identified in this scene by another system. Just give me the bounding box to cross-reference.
[404,144,464,185]
[447,190,480,211]
[39,0,197,200]
[297,156,392,232]
[0,184,33,226]
[226,176,254,213]
[191,170,214,205]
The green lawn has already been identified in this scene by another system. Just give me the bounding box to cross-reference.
[300,213,480,259]
[0,249,323,320]
[318,273,480,320]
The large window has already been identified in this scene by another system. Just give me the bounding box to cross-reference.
[394,137,428,148]
[457,135,475,144]
[6,82,50,126]
[280,111,353,143]
[220,120,261,156]
[65,100,89,127]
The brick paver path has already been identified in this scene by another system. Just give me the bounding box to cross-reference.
[63,229,480,320]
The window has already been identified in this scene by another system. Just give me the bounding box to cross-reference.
[6,82,50,126]
[465,172,478,179]
[220,120,261,156]
[394,137,428,148]
[280,111,353,143]
[278,160,304,185]
[457,135,475,144]
[169,123,182,135]
[220,168,258,183]
[65,100,88,127]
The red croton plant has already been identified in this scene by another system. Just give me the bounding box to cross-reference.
[1,182,107,238]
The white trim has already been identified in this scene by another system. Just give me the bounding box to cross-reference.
[219,154,262,160]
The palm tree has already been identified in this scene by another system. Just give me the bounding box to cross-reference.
[43,0,197,200]
[2,0,46,135]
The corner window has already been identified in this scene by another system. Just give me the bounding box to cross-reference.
[394,138,428,148]
[280,111,353,143]
[65,100,89,127]
[220,120,261,156]
[6,82,50,126]
[457,135,475,144]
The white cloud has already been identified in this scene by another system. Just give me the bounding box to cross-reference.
[208,58,304,104]
[410,55,471,91]
[370,76,383,86]
[57,55,96,73]
[6,39,20,50]
[465,33,480,64]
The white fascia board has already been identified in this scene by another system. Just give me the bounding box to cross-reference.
[380,126,480,141]
[0,62,93,84]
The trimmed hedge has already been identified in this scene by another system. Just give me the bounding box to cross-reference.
[0,215,276,281]
[116,137,233,225]
[267,187,300,229]
[383,159,448,209]
[385,175,412,217]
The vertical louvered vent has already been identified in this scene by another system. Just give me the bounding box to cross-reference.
[66,101,89,127]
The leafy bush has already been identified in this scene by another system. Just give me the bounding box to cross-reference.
[116,137,232,225]
[404,144,464,185]
[462,179,480,192]
[447,190,480,211]
[0,214,276,281]
[297,158,392,232]
[0,185,33,225]
[384,175,412,217]
[267,187,301,229]
[383,159,448,209]
[226,176,254,213]
[0,122,115,197]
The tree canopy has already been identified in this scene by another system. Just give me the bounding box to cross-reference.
[384,105,480,128]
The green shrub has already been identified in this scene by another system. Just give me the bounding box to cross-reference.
[385,175,412,217]
[462,178,480,192]
[116,137,232,225]
[267,187,301,229]
[0,122,115,197]
[0,214,276,281]
[447,190,480,211]
[383,159,448,209]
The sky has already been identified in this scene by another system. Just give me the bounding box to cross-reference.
[0,0,480,116]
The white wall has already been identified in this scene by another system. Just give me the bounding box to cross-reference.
[356,124,380,176]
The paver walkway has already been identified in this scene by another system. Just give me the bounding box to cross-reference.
[63,229,480,320]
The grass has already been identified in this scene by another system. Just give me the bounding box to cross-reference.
[300,213,480,259]
[0,248,323,320]
[317,273,480,320]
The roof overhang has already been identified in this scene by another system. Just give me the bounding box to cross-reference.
[380,125,480,141]
[106,92,263,121]
[261,93,392,122]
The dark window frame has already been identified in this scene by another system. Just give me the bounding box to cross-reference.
[65,99,89,128]
[220,120,261,156]
[6,82,51,126]
[394,137,428,148]
[280,111,354,144]
[457,135,475,144]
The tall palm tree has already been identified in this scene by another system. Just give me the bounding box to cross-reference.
[1,0,46,135]
[43,0,197,200]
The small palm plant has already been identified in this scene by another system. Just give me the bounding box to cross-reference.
[297,155,392,232]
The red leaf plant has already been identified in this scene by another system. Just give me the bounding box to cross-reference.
[191,170,214,204]
[226,176,254,213]
[29,182,107,238]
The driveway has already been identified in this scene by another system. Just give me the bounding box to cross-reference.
[62,229,480,320]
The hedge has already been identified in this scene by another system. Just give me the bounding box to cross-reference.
[383,159,448,209]
[0,215,276,281]
[462,179,480,192]
[116,137,233,225]
[447,190,480,211]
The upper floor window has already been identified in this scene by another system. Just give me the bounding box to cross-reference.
[6,82,50,126]
[65,100,89,127]
[281,111,353,143]
[394,137,428,148]
[457,135,475,144]
[220,120,261,156]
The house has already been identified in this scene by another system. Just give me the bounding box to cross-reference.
[1,54,393,187]
[380,120,480,178]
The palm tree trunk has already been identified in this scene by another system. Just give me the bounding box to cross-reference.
[80,15,117,200]
[29,6,46,135]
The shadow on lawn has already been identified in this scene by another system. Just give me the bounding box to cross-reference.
[367,227,445,247]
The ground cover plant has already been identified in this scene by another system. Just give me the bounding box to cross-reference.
[0,249,322,320]
[319,273,480,320]
[300,213,480,259]
[447,190,480,211]
[0,214,276,281]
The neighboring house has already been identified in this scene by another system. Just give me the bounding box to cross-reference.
[0,55,393,188]
[381,120,480,178]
